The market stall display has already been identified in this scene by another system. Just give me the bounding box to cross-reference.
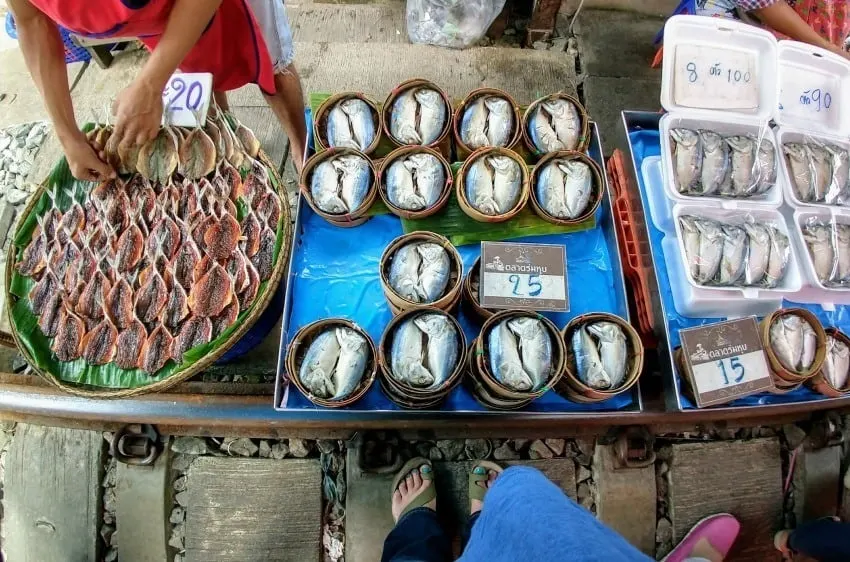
[7,109,290,397]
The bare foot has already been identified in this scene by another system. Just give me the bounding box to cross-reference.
[470,467,499,515]
[688,538,723,562]
[392,465,435,522]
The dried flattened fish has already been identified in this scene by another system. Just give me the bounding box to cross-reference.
[220,161,243,201]
[225,250,249,293]
[172,315,212,363]
[105,192,131,233]
[51,306,85,362]
[205,120,225,165]
[114,318,147,370]
[240,212,262,257]
[251,226,276,282]
[29,271,58,316]
[91,177,123,209]
[212,299,239,339]
[188,263,233,317]
[203,212,240,260]
[170,240,201,289]
[255,191,282,229]
[239,259,260,310]
[38,291,63,337]
[137,127,179,182]
[81,317,118,365]
[179,127,216,180]
[105,277,135,329]
[134,267,168,324]
[139,324,174,374]
[163,281,190,330]
[58,202,85,240]
[76,269,112,320]
[233,119,260,158]
[16,233,48,277]
[115,222,145,272]
[147,216,181,261]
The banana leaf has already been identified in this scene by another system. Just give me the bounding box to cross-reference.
[8,148,285,389]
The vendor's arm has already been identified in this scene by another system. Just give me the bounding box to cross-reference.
[111,0,223,150]
[8,0,115,181]
[750,1,849,59]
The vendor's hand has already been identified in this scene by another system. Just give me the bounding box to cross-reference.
[63,134,116,182]
[111,80,163,153]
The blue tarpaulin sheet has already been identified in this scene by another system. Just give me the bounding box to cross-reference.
[282,205,636,412]
[628,128,850,408]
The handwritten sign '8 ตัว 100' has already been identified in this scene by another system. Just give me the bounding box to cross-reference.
[672,44,759,111]
[479,242,568,312]
[679,317,774,408]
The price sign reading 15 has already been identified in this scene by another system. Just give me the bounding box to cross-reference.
[161,72,213,127]
[672,44,759,111]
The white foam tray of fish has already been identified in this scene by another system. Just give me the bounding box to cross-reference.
[790,208,850,306]
[625,109,850,412]
[272,119,643,416]
[659,113,784,209]
[776,126,850,212]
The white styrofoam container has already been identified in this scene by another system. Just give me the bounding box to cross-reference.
[661,16,778,120]
[641,156,676,234]
[661,237,782,318]
[788,207,850,308]
[659,113,783,209]
[671,203,803,299]
[776,41,850,137]
[775,126,850,212]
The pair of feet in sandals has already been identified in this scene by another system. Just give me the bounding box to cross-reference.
[391,458,502,523]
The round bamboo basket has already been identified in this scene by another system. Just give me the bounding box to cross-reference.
[559,313,645,402]
[377,307,467,409]
[314,92,382,155]
[528,150,604,226]
[379,231,463,314]
[452,88,522,161]
[299,147,378,225]
[465,340,533,410]
[461,257,496,322]
[377,146,453,220]
[456,147,530,223]
[807,327,850,398]
[473,310,565,402]
[521,92,590,157]
[382,79,453,158]
[767,379,804,395]
[760,308,827,384]
[285,318,377,408]
[6,150,292,398]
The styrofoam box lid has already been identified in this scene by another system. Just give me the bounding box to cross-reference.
[775,40,850,137]
[661,15,778,121]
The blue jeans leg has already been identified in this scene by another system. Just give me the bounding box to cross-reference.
[381,507,453,562]
[788,518,850,562]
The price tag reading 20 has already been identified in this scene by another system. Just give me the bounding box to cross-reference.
[479,242,568,312]
[672,44,759,111]
[161,72,213,127]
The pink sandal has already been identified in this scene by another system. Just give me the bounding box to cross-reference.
[662,513,741,562]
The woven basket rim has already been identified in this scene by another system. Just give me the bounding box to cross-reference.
[376,145,453,220]
[528,150,604,226]
[313,92,382,155]
[6,150,292,398]
[461,256,496,321]
[299,147,378,223]
[521,92,590,155]
[812,327,850,394]
[452,87,522,154]
[456,147,530,223]
[379,231,463,310]
[381,78,453,149]
[285,317,377,408]
[760,308,827,382]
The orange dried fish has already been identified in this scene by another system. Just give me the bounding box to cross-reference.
[105,192,130,233]
[16,233,47,277]
[172,314,212,363]
[178,180,200,220]
[29,271,58,316]
[76,269,112,320]
[212,299,239,339]
[170,240,201,289]
[203,212,240,260]
[134,268,168,323]
[147,216,181,260]
[225,250,249,293]
[178,127,216,180]
[191,214,215,251]
[192,255,214,286]
[240,212,261,258]
[163,281,190,329]
[115,223,144,272]
[105,277,135,329]
[58,202,85,243]
[91,177,123,208]
[114,318,148,370]
[242,171,266,207]
[38,291,63,337]
[205,120,225,164]
[137,127,179,183]
[33,208,62,244]
[48,239,81,280]
[188,263,233,317]
[239,259,260,310]
[52,306,85,362]
[251,226,276,282]
[139,324,174,374]
[220,161,243,201]
[81,317,118,365]
[256,191,282,228]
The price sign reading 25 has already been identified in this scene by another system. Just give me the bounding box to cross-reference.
[160,72,213,127]
[507,273,543,297]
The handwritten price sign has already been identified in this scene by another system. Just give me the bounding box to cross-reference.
[672,44,759,111]
[161,72,213,127]
[779,66,839,128]
[480,242,568,312]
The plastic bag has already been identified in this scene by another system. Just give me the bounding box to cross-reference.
[406,0,506,49]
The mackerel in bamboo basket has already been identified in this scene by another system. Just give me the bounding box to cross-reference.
[473,310,565,403]
[285,318,377,408]
[299,147,378,227]
[465,339,533,410]
[378,146,453,220]
[529,150,604,227]
[314,92,382,155]
[378,307,467,409]
[379,231,462,314]
[461,257,496,322]
[452,88,522,161]
[807,327,850,398]
[522,92,590,157]
[383,79,453,160]
[760,308,826,385]
[560,313,644,403]
[456,147,530,223]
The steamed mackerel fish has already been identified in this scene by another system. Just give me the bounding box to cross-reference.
[488,317,553,392]
[535,158,592,219]
[528,98,581,153]
[465,155,521,215]
[769,314,817,373]
[386,152,445,211]
[390,88,447,145]
[785,141,850,204]
[388,242,450,303]
[679,216,789,288]
[326,98,376,151]
[571,321,628,390]
[390,314,459,388]
[461,95,514,149]
[824,335,850,390]
[802,221,850,286]
[299,327,369,400]
[310,154,371,214]
[670,128,776,197]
